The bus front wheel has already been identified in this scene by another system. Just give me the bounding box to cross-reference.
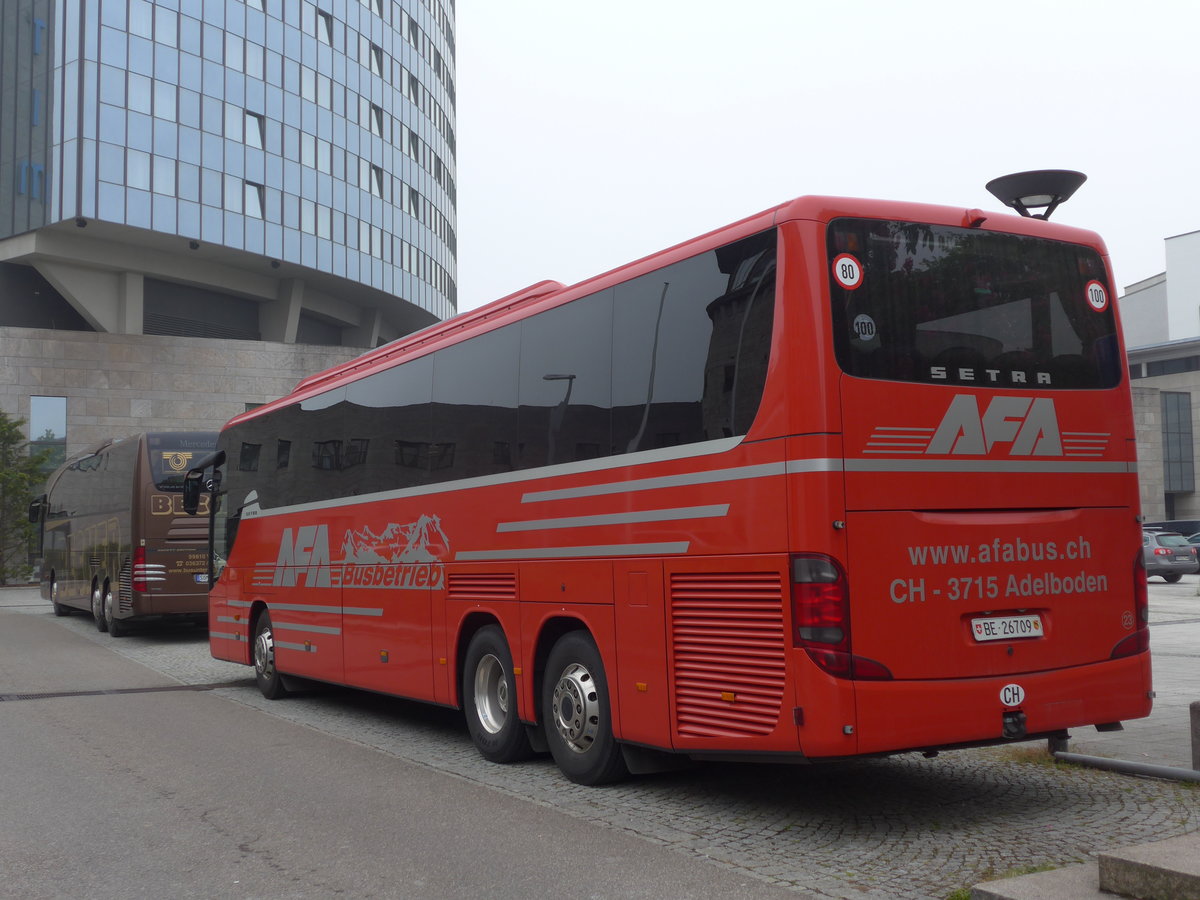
[253,612,289,700]
[542,630,627,785]
[50,578,70,617]
[92,585,108,633]
[463,625,533,764]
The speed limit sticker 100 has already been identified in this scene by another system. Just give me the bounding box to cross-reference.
[833,253,864,290]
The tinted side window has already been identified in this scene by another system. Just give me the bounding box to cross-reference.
[345,355,434,494]
[432,324,520,480]
[518,289,614,467]
[614,230,775,452]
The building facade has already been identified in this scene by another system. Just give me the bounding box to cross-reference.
[1,0,456,461]
[1121,230,1200,522]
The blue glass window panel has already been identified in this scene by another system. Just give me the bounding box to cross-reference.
[155,46,179,82]
[225,70,245,107]
[202,0,225,29]
[245,8,265,45]
[154,120,178,157]
[224,174,243,212]
[264,187,281,220]
[282,192,298,226]
[202,24,223,63]
[127,112,154,152]
[154,81,177,121]
[265,18,283,53]
[203,60,225,98]
[128,73,152,114]
[202,132,223,168]
[201,204,223,243]
[153,194,178,233]
[300,198,314,232]
[224,141,245,177]
[99,64,125,104]
[100,26,128,68]
[266,222,283,257]
[302,233,316,267]
[283,228,300,261]
[202,96,223,134]
[128,0,153,38]
[127,149,151,190]
[283,57,300,94]
[245,79,265,117]
[283,159,301,194]
[99,103,126,143]
[155,7,178,47]
[244,182,264,218]
[128,36,155,76]
[98,142,124,184]
[127,188,152,227]
[265,50,283,86]
[246,44,265,80]
[201,168,222,206]
[224,211,245,248]
[178,126,202,164]
[179,51,202,89]
[100,0,126,29]
[177,162,200,201]
[245,219,265,255]
[178,89,200,129]
[245,149,265,182]
[226,33,244,72]
[153,156,176,195]
[178,199,201,238]
[224,103,244,142]
[179,17,201,55]
[98,182,125,222]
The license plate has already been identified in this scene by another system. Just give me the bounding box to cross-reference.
[971,614,1042,642]
[194,573,209,584]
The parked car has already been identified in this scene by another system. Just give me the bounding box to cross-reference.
[1142,530,1199,583]
[1188,533,1200,546]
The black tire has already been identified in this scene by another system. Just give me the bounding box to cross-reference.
[92,585,108,633]
[50,578,70,617]
[104,587,129,637]
[463,625,533,763]
[253,611,289,700]
[541,630,627,785]
[1163,573,1183,584]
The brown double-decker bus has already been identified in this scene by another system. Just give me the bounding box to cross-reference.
[29,432,217,636]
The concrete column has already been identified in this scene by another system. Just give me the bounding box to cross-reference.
[261,277,302,343]
[118,272,144,334]
[343,306,381,349]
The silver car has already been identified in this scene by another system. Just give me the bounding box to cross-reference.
[1142,530,1199,583]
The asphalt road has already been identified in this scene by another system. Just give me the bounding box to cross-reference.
[1,584,1197,900]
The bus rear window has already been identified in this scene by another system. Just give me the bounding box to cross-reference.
[828,219,1121,389]
[146,432,217,490]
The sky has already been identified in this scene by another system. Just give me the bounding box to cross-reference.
[452,0,1199,313]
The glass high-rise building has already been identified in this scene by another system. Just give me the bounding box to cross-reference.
[1,0,456,459]
[2,0,456,346]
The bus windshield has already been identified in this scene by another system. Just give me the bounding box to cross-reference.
[829,219,1121,389]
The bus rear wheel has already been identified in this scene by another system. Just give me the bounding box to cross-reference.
[463,625,532,763]
[103,587,129,637]
[92,585,108,633]
[542,630,627,786]
[253,611,289,700]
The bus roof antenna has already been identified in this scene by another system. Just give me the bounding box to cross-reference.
[985,170,1086,220]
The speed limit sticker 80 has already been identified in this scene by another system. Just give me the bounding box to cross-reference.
[832,253,864,290]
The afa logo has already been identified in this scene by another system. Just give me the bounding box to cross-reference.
[273,515,449,590]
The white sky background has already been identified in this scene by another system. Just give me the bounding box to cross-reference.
[453,0,1199,313]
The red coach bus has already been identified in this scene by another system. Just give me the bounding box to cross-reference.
[185,188,1150,784]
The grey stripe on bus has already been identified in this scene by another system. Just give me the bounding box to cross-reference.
[496,504,729,533]
[455,542,690,562]
[275,640,317,653]
[275,622,342,635]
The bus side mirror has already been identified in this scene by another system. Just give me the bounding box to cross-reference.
[182,471,203,516]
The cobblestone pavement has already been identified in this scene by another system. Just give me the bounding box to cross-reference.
[4,585,1197,900]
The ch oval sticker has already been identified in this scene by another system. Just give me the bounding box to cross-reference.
[1000,683,1025,707]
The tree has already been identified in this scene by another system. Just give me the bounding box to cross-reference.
[0,410,51,585]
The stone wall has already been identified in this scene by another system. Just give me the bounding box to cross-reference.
[0,326,364,455]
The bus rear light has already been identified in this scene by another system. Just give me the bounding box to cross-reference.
[791,554,893,680]
[1112,552,1150,659]
[133,547,148,592]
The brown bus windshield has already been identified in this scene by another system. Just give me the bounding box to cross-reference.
[828,219,1121,389]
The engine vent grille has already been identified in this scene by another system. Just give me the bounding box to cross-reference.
[447,572,517,603]
[670,571,786,738]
